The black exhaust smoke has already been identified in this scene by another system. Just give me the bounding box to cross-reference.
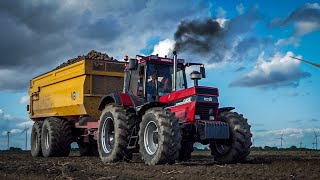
[173,8,266,64]
[174,19,222,53]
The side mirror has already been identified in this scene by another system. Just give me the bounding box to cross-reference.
[129,58,138,70]
[200,66,206,78]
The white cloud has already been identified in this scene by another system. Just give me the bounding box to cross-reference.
[151,39,175,57]
[295,21,320,36]
[1,129,22,135]
[230,51,310,88]
[236,3,244,14]
[0,108,3,114]
[275,37,300,47]
[17,121,33,127]
[215,18,228,28]
[19,95,29,104]
[3,114,13,120]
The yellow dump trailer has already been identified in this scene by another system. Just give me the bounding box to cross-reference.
[29,59,125,121]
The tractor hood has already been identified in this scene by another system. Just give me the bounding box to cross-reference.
[160,86,219,104]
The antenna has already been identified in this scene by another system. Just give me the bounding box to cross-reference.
[7,131,11,150]
[277,134,286,148]
[314,129,318,150]
[20,121,30,150]
[290,56,320,68]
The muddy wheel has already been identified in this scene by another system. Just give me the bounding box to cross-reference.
[41,117,73,157]
[179,141,194,161]
[139,107,181,165]
[98,104,128,163]
[31,121,44,157]
[210,111,252,164]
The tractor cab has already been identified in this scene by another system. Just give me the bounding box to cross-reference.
[124,53,205,103]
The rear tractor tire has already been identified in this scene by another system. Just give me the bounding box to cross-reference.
[31,121,44,157]
[41,117,73,157]
[97,104,128,163]
[139,107,181,165]
[210,111,252,164]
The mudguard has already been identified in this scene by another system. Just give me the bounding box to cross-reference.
[137,102,166,116]
[98,92,133,110]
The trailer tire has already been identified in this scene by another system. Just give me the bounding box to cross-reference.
[98,104,128,163]
[41,117,73,157]
[210,111,252,164]
[31,121,44,157]
[179,141,194,161]
[139,107,181,165]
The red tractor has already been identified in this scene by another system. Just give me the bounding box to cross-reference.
[97,51,252,165]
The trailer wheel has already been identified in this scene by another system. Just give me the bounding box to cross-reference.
[139,107,181,165]
[41,117,73,157]
[210,111,252,164]
[179,141,194,161]
[98,104,128,163]
[31,121,44,157]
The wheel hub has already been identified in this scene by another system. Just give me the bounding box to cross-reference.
[144,121,159,155]
[101,117,115,154]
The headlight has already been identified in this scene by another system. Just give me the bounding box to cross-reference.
[195,115,200,120]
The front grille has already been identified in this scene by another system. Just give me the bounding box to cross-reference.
[195,102,217,120]
[196,87,218,96]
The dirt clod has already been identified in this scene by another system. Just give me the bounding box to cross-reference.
[55,50,116,70]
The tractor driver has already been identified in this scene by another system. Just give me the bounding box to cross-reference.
[146,66,172,101]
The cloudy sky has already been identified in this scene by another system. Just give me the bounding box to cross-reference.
[0,0,319,150]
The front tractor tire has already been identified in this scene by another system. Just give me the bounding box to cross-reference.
[31,121,44,157]
[41,117,73,157]
[98,104,128,163]
[210,111,252,164]
[139,107,181,165]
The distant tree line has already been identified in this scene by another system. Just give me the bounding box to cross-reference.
[251,146,319,151]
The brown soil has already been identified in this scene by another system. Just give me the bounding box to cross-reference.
[0,151,319,180]
[55,50,116,70]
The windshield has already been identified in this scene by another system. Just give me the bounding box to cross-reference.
[146,63,185,101]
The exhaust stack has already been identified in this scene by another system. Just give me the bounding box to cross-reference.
[173,51,177,91]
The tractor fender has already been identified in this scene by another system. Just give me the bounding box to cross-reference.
[137,102,167,116]
[218,107,235,114]
[98,92,133,111]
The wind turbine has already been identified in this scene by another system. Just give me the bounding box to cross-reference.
[312,142,316,150]
[7,131,11,150]
[299,142,303,149]
[314,129,318,150]
[252,137,256,147]
[20,122,30,150]
[277,134,286,148]
[290,56,320,68]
